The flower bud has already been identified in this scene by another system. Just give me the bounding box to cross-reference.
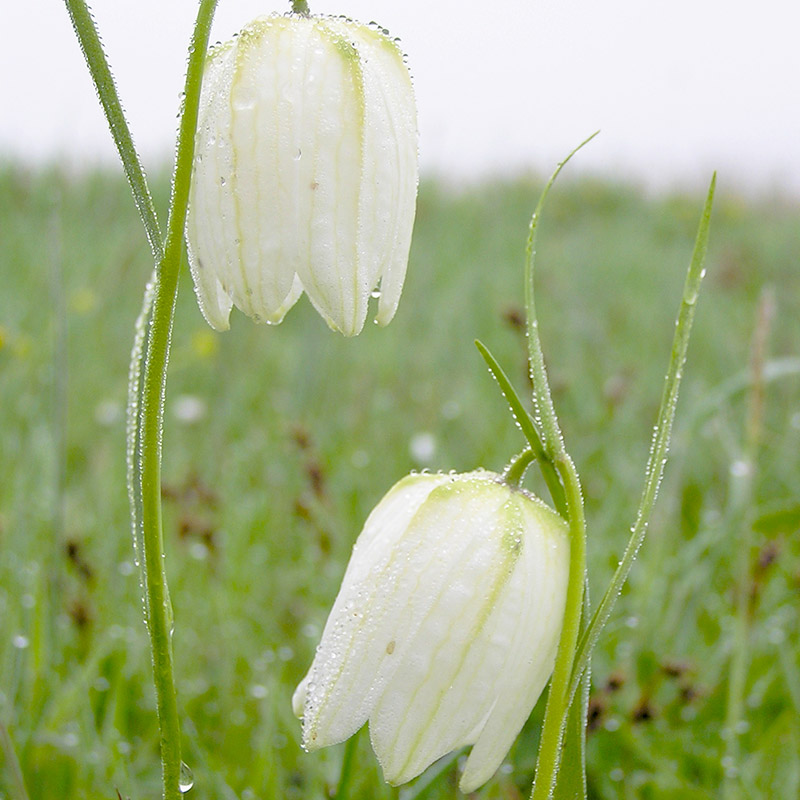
[293,470,569,792]
[186,14,418,336]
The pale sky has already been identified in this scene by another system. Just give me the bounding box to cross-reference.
[3,0,799,194]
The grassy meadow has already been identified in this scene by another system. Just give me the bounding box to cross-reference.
[1,165,799,798]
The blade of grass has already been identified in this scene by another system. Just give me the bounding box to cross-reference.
[569,173,716,704]
[333,734,359,800]
[398,751,462,800]
[723,287,775,800]
[475,339,567,516]
[0,722,30,800]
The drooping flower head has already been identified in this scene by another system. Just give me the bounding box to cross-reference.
[293,470,569,792]
[186,14,418,336]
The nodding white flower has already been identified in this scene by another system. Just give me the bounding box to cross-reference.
[186,14,418,336]
[293,470,569,793]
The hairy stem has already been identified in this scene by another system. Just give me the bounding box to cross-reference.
[126,2,218,797]
[523,138,596,800]
[531,455,586,800]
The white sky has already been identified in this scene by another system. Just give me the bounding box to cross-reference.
[3,0,799,194]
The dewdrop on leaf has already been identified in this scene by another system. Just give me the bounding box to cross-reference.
[186,14,418,336]
[292,470,569,792]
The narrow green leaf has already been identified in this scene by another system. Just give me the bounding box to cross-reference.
[524,132,599,460]
[569,174,716,702]
[475,339,567,516]
[63,0,163,263]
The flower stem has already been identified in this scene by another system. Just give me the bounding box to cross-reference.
[522,138,595,800]
[504,449,535,487]
[291,0,310,15]
[531,455,586,800]
[124,2,218,797]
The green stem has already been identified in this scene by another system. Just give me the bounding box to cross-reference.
[504,449,536,487]
[130,3,218,798]
[291,0,310,15]
[63,0,163,263]
[334,734,359,800]
[531,455,586,800]
[525,134,598,458]
[569,174,716,705]
[522,139,595,800]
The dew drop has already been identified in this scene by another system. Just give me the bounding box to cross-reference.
[179,761,194,793]
[730,459,751,478]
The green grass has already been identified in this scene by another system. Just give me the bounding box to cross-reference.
[1,165,798,799]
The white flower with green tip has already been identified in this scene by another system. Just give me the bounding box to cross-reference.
[293,470,569,792]
[186,14,418,336]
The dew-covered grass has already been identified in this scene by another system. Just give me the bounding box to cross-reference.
[1,165,798,798]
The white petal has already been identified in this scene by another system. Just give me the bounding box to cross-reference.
[186,15,417,334]
[227,18,304,323]
[369,479,522,784]
[295,470,570,793]
[459,495,570,792]
[319,22,418,330]
[298,473,450,748]
[355,29,418,328]
[284,20,366,336]
[205,42,253,318]
[186,42,236,330]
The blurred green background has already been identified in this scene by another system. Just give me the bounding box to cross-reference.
[1,167,798,798]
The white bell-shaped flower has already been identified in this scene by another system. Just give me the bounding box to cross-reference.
[293,470,570,792]
[186,14,418,336]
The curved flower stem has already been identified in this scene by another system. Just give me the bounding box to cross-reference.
[127,2,218,797]
[523,137,596,800]
[504,449,536,487]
